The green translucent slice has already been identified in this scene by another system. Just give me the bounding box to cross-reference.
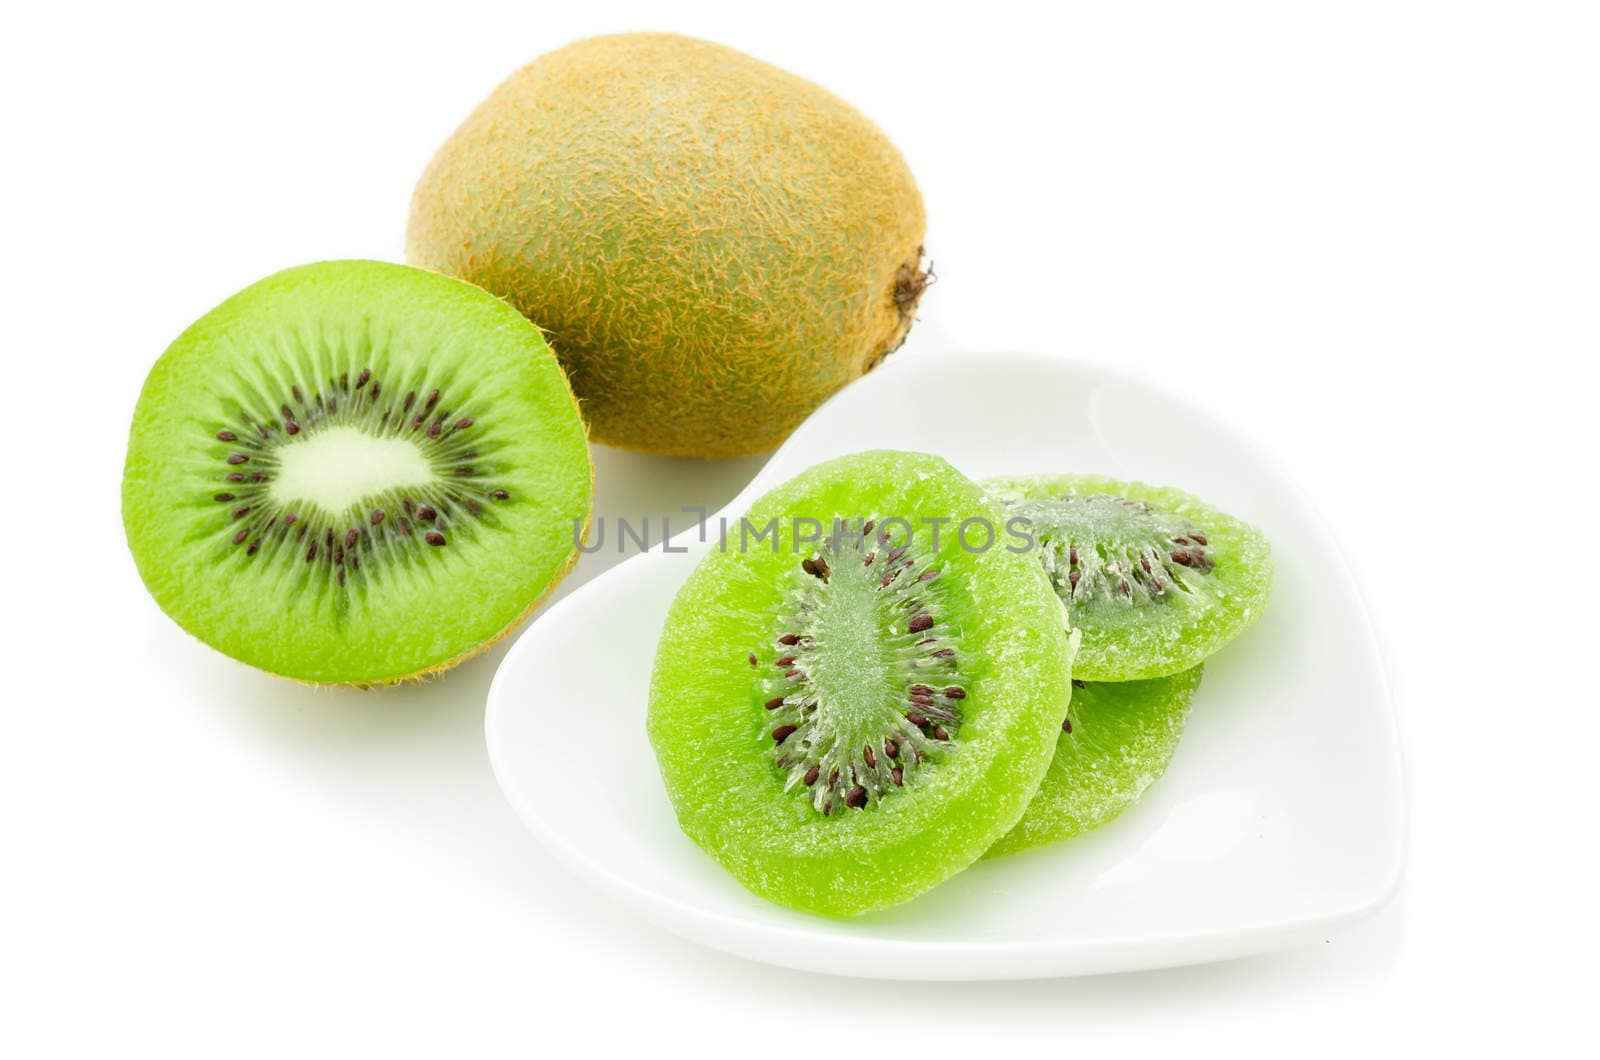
[122,260,592,685]
[648,451,1076,917]
[984,474,1272,681]
[985,666,1203,859]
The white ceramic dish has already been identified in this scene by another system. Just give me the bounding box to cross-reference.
[484,352,1405,980]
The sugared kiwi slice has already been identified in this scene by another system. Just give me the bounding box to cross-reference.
[984,475,1272,681]
[648,451,1076,917]
[122,261,592,685]
[985,667,1202,859]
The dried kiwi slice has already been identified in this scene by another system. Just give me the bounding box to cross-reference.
[985,667,1202,859]
[985,475,1271,681]
[121,261,592,685]
[648,451,1076,917]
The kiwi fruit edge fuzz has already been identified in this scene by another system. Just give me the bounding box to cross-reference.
[122,260,593,687]
[406,32,929,457]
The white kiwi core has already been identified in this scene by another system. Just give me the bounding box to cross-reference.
[269,427,436,515]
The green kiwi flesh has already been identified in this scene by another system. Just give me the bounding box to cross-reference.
[985,667,1203,859]
[647,451,1076,917]
[984,474,1272,681]
[121,260,592,685]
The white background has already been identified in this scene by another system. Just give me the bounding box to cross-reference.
[4,1,1596,1053]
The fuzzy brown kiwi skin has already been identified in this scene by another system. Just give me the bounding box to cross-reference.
[406,32,929,458]
[586,256,928,459]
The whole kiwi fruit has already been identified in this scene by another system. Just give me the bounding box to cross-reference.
[122,261,593,686]
[407,33,929,457]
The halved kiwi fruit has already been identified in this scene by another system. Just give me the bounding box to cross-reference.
[122,260,592,685]
[647,451,1076,917]
[985,667,1203,859]
[984,475,1272,681]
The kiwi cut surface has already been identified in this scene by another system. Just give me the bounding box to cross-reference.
[122,260,592,685]
[647,451,1076,917]
[985,667,1202,859]
[407,33,928,457]
[984,475,1272,681]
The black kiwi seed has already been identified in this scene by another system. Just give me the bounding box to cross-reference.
[758,522,967,815]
